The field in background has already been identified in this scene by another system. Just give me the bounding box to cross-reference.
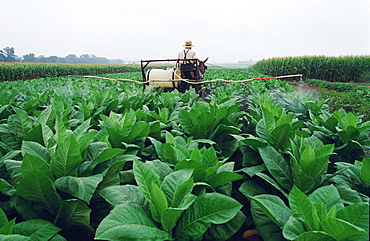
[0,62,140,81]
[252,55,370,82]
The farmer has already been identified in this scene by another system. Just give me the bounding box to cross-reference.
[178,40,197,61]
[178,40,198,79]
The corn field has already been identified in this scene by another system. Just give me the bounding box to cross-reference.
[251,55,370,82]
[0,62,140,81]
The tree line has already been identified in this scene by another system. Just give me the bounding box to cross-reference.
[0,47,132,64]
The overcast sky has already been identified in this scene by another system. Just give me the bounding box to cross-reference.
[1,0,369,63]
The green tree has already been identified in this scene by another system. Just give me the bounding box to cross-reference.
[47,55,62,63]
[65,54,79,63]
[22,53,37,62]
[0,47,17,62]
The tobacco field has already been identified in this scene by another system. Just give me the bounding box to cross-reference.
[0,62,369,241]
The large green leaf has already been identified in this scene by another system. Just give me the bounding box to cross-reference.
[161,207,187,234]
[0,178,15,196]
[133,160,160,203]
[250,201,285,241]
[54,174,103,204]
[0,150,21,167]
[160,169,193,207]
[16,169,61,215]
[75,131,96,152]
[0,218,15,235]
[255,173,288,198]
[294,231,335,241]
[99,185,148,207]
[256,107,274,140]
[360,158,370,183]
[175,159,206,182]
[53,116,69,145]
[133,160,161,222]
[240,163,267,177]
[145,160,173,182]
[35,105,54,126]
[161,182,196,234]
[95,204,171,241]
[324,117,338,133]
[282,216,306,240]
[314,198,329,222]
[162,143,177,164]
[289,186,320,231]
[289,155,315,193]
[258,145,293,191]
[236,134,269,149]
[148,137,164,160]
[96,160,127,192]
[336,202,369,237]
[201,146,218,170]
[23,125,44,146]
[9,107,33,140]
[175,193,242,241]
[249,194,291,228]
[299,146,316,176]
[308,185,344,211]
[80,147,125,176]
[206,210,246,241]
[126,121,150,143]
[335,162,362,184]
[171,179,195,209]
[10,196,45,220]
[4,160,22,186]
[321,217,367,241]
[269,123,291,150]
[40,123,54,149]
[150,182,168,221]
[72,118,91,141]
[0,234,30,240]
[207,171,242,189]
[178,109,193,134]
[21,154,52,181]
[13,219,61,241]
[238,180,266,198]
[50,135,82,178]
[343,112,357,127]
[54,199,91,230]
[335,184,363,205]
[101,112,140,148]
[191,112,215,139]
[21,141,51,164]
[301,144,334,179]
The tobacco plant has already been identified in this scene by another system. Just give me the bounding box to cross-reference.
[248,185,369,241]
[96,158,243,241]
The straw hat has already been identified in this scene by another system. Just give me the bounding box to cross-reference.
[183,40,195,48]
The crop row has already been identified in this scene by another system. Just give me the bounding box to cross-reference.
[251,55,370,82]
[306,78,370,92]
[0,72,369,240]
[304,78,370,122]
[0,62,140,81]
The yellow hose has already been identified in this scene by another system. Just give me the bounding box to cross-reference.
[68,74,303,85]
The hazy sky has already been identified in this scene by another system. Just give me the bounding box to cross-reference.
[1,0,369,63]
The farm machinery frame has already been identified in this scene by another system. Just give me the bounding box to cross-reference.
[140,58,208,92]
